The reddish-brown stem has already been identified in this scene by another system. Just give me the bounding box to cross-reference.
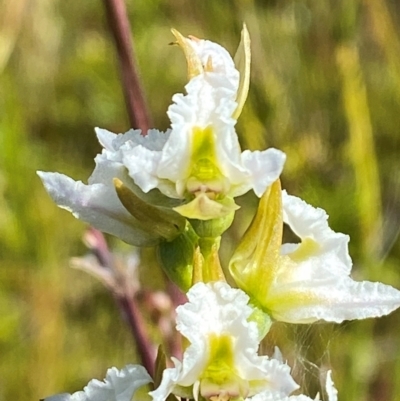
[103,0,151,131]
[117,294,156,377]
[102,0,183,373]
[166,281,186,359]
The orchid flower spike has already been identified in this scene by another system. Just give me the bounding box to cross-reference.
[151,282,299,401]
[230,180,400,324]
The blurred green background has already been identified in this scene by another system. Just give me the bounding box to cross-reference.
[1,0,400,400]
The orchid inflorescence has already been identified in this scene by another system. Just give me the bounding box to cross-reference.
[39,26,400,401]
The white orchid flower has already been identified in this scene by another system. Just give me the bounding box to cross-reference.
[43,365,152,401]
[150,282,298,401]
[230,180,400,325]
[121,27,285,220]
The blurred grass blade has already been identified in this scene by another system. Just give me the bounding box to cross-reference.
[335,43,382,264]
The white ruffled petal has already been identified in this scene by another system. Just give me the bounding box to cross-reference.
[177,281,253,339]
[93,128,170,191]
[38,172,158,246]
[282,191,352,275]
[96,127,169,153]
[90,127,143,185]
[83,365,152,401]
[44,365,151,401]
[233,148,286,197]
[254,358,298,395]
[88,128,136,186]
[95,127,143,157]
[249,371,337,401]
[188,38,239,90]
[123,145,165,194]
[268,275,400,324]
[123,128,170,151]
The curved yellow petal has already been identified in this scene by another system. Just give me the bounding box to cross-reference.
[229,180,283,302]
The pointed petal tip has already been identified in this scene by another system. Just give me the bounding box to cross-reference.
[233,23,251,119]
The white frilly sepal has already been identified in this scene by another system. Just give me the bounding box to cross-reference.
[43,365,152,401]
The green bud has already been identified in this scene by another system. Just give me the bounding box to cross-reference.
[114,178,186,242]
[159,223,198,291]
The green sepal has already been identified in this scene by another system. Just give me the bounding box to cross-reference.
[153,345,166,389]
[229,180,283,307]
[159,222,198,291]
[114,178,186,242]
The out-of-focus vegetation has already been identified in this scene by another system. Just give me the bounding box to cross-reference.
[1,0,400,400]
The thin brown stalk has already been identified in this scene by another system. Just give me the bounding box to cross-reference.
[103,0,151,131]
[102,0,182,371]
[117,294,156,377]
